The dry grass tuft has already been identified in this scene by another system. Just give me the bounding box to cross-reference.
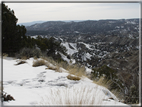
[21,56,28,60]
[33,59,46,67]
[57,61,86,77]
[111,89,123,101]
[67,75,81,81]
[38,86,108,105]
[93,77,125,103]
[45,61,57,70]
[3,53,8,58]
[93,76,113,89]
[42,56,57,66]
[15,60,27,65]
[67,65,86,77]
[45,66,57,70]
[55,67,63,73]
[45,64,62,73]
[34,56,38,60]
[42,56,86,77]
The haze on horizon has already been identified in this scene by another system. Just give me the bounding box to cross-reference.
[5,3,140,24]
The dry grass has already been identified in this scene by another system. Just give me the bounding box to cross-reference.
[42,56,57,66]
[38,86,108,105]
[55,67,63,73]
[67,65,86,77]
[15,60,27,65]
[33,56,38,60]
[57,61,86,77]
[45,66,57,70]
[93,76,113,89]
[93,76,123,102]
[67,75,81,81]
[45,64,63,73]
[45,61,58,70]
[3,53,8,58]
[41,57,64,73]
[33,59,46,67]
[21,56,28,60]
[111,89,124,101]
[42,56,86,77]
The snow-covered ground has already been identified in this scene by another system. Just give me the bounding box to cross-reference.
[2,57,130,106]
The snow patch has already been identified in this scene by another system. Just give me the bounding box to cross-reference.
[61,42,78,55]
[78,42,94,50]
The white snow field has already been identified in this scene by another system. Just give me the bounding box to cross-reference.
[2,57,130,106]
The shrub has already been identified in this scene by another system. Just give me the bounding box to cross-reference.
[91,65,124,90]
[33,59,46,67]
[1,82,15,102]
[124,84,139,104]
[2,91,15,101]
[91,65,126,103]
[46,66,63,73]
[91,65,117,80]
[16,47,42,59]
[67,75,81,81]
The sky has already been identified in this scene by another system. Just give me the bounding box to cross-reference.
[4,2,140,24]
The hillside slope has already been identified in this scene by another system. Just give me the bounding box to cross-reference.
[2,57,129,106]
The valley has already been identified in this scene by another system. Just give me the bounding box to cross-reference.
[26,19,139,75]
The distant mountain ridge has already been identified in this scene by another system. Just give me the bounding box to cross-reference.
[18,20,86,26]
[18,21,46,26]
[26,18,139,36]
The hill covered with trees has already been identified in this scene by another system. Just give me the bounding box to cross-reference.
[2,3,66,61]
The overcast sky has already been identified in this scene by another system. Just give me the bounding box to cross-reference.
[5,2,140,24]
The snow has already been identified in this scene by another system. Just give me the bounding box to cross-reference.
[30,35,38,39]
[59,52,70,63]
[59,52,76,65]
[59,37,64,42]
[69,43,77,50]
[78,42,94,50]
[86,52,92,60]
[61,42,78,55]
[85,67,92,75]
[2,57,130,106]
[82,52,92,61]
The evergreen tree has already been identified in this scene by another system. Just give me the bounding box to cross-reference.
[2,3,27,54]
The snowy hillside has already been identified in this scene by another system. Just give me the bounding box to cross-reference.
[61,42,78,56]
[2,57,130,106]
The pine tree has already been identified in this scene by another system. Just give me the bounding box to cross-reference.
[2,3,27,54]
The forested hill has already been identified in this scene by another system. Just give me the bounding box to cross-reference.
[26,19,139,36]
